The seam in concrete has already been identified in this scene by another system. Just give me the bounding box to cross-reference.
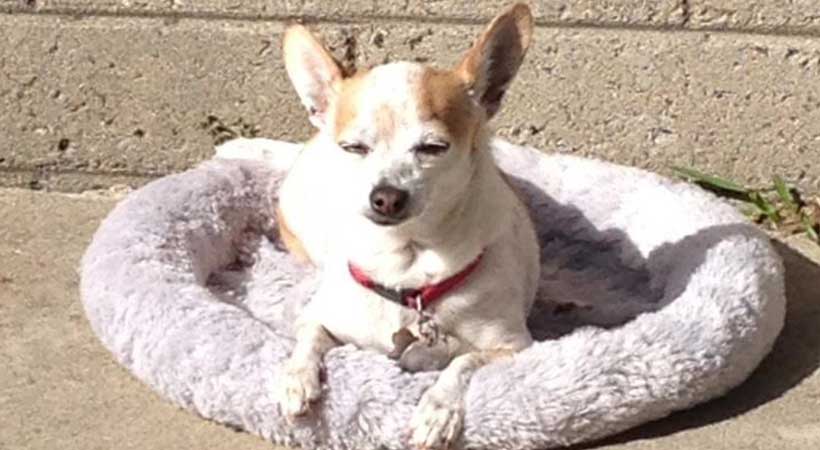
[0,185,129,199]
[4,5,820,39]
[0,166,167,179]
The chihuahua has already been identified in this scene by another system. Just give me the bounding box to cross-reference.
[220,4,539,449]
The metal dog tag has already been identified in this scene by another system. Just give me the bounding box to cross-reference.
[388,327,418,360]
[415,297,440,346]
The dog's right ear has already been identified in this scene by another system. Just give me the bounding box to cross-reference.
[283,25,343,129]
[456,3,533,120]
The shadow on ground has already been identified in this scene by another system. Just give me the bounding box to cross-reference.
[580,239,820,448]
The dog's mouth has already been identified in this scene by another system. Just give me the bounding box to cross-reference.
[364,210,410,226]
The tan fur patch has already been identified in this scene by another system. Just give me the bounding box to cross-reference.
[332,66,481,148]
[276,206,312,265]
[418,68,481,148]
[332,69,370,140]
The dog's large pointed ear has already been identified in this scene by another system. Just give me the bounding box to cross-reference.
[283,25,344,129]
[456,3,533,119]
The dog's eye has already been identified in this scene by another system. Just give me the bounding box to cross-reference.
[339,142,371,156]
[414,142,450,156]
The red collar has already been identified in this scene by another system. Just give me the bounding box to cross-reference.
[348,253,484,310]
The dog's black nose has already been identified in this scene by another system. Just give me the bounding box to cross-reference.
[369,184,409,219]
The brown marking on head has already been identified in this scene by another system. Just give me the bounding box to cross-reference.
[417,67,481,149]
[332,68,370,141]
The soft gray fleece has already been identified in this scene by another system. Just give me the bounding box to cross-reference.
[80,139,786,450]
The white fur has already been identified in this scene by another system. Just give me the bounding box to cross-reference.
[221,108,539,449]
[213,137,301,170]
[219,7,538,448]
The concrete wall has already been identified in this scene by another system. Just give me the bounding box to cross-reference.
[1,0,819,192]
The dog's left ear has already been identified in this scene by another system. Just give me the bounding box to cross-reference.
[283,25,344,129]
[456,3,533,119]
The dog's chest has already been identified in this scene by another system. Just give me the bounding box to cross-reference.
[314,282,419,354]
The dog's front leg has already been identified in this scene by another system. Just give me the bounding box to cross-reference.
[409,349,514,449]
[277,319,337,419]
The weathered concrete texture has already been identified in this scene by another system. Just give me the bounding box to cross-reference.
[2,1,686,26]
[8,1,820,36]
[0,167,153,192]
[505,28,820,191]
[689,1,820,34]
[2,12,820,192]
[0,189,279,450]
[0,14,295,191]
[1,188,819,449]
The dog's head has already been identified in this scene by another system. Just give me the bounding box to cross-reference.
[283,4,533,230]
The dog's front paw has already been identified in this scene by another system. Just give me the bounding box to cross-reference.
[409,389,464,450]
[277,364,322,420]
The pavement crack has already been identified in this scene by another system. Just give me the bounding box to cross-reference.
[680,0,691,27]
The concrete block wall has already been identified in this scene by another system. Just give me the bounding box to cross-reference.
[1,0,819,192]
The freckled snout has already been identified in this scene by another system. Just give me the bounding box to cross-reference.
[368,184,410,225]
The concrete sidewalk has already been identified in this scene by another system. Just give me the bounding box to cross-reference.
[3,0,820,448]
[0,189,274,450]
[1,187,819,450]
[2,1,820,193]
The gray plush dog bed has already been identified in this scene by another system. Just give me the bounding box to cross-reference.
[80,138,786,450]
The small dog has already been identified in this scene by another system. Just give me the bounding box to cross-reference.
[224,4,539,448]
